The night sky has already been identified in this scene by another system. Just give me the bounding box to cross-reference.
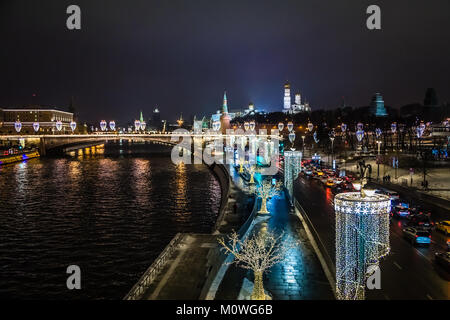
[1,0,449,122]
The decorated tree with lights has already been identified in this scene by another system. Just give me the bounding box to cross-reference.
[247,165,257,184]
[257,180,282,214]
[218,230,296,300]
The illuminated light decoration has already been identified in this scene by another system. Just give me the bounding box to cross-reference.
[313,131,319,143]
[70,121,76,132]
[357,122,364,131]
[55,120,63,131]
[307,122,314,132]
[14,121,22,133]
[134,120,141,131]
[244,122,250,131]
[341,123,347,132]
[287,122,294,132]
[212,120,221,132]
[99,120,107,131]
[140,121,146,131]
[416,122,425,138]
[335,192,390,300]
[288,132,296,151]
[278,122,284,132]
[284,150,302,202]
[356,130,364,142]
[33,122,40,132]
[391,123,397,133]
[249,121,256,132]
[375,128,382,138]
[109,121,116,131]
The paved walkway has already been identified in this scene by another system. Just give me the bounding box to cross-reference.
[142,234,217,300]
[215,171,334,300]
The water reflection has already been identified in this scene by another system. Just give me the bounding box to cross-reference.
[0,142,221,299]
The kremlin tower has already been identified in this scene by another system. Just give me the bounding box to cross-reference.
[220,91,231,134]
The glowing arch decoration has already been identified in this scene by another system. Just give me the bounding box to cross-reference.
[109,121,116,131]
[70,121,77,132]
[244,122,250,131]
[33,122,40,132]
[140,121,146,131]
[341,123,347,132]
[55,120,63,131]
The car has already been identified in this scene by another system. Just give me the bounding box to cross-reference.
[436,221,450,235]
[402,227,431,246]
[408,214,434,232]
[434,252,450,271]
[409,205,432,217]
[385,190,400,202]
[325,178,334,187]
[392,204,410,218]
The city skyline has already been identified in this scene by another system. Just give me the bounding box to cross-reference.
[1,1,449,122]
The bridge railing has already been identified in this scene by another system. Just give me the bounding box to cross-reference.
[123,233,184,300]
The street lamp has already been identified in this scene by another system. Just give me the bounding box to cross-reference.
[376,140,382,180]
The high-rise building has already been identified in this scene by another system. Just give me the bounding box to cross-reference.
[370,93,388,117]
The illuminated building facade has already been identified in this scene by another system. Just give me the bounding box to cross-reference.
[282,81,311,114]
[0,106,74,134]
[370,93,388,117]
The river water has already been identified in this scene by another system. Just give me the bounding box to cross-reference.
[0,141,221,299]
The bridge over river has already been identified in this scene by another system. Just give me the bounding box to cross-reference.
[0,133,280,155]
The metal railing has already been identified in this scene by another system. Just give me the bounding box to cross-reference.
[123,233,184,300]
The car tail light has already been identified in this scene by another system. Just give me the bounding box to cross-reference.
[415,235,418,238]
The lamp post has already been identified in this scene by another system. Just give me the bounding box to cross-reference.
[376,140,382,180]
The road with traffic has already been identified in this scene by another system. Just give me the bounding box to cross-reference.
[294,174,450,300]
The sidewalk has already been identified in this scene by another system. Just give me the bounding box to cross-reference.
[345,159,450,202]
[214,171,334,300]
